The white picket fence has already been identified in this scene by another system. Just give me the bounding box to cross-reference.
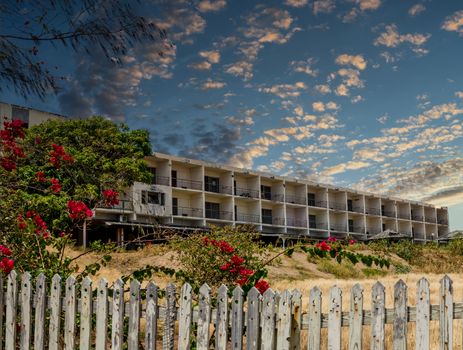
[0,271,461,349]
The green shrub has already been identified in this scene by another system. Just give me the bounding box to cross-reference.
[447,238,463,256]
[362,267,388,278]
[317,259,360,279]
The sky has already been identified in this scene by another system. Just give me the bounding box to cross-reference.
[2,0,463,230]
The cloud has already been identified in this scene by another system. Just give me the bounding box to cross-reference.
[323,161,371,175]
[374,24,431,55]
[351,95,364,103]
[408,4,426,17]
[312,101,338,112]
[335,54,367,70]
[199,50,221,63]
[315,84,331,94]
[290,58,319,77]
[356,0,381,11]
[335,84,349,96]
[284,0,308,7]
[197,0,227,12]
[377,114,389,124]
[337,68,364,87]
[157,7,206,44]
[189,61,212,70]
[258,82,307,99]
[456,91,463,99]
[200,79,227,90]
[442,10,463,36]
[313,0,335,14]
[225,116,254,126]
[224,61,254,80]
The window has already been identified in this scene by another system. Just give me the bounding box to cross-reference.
[262,209,272,224]
[205,202,220,219]
[309,215,316,228]
[307,193,316,206]
[382,223,386,231]
[148,167,156,184]
[348,219,354,232]
[172,198,178,215]
[12,106,29,127]
[347,199,353,212]
[205,176,220,193]
[141,191,165,205]
[171,170,177,187]
[261,185,272,200]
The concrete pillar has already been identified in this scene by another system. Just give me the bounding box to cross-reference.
[116,227,125,247]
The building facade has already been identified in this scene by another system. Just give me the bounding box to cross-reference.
[93,153,449,244]
[0,102,64,128]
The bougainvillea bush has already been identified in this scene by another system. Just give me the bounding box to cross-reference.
[0,117,152,278]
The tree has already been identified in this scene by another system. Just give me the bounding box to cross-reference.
[0,0,167,99]
[0,117,152,277]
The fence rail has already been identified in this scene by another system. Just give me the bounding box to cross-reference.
[0,272,462,349]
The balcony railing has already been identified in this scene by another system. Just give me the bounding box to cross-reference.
[97,199,133,211]
[411,215,424,221]
[173,206,203,218]
[366,228,381,235]
[236,213,260,223]
[204,185,233,195]
[286,217,307,227]
[330,224,347,232]
[205,210,233,221]
[349,226,365,234]
[398,231,412,237]
[262,216,285,225]
[438,218,449,225]
[153,175,170,186]
[349,207,364,214]
[271,194,285,202]
[172,178,202,190]
[382,210,396,218]
[307,200,327,208]
[397,213,410,220]
[309,222,328,230]
[235,187,259,199]
[329,202,346,211]
[285,194,306,205]
[425,216,436,223]
[365,207,380,216]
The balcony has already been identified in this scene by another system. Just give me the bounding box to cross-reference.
[329,202,346,211]
[96,199,133,211]
[235,187,259,199]
[153,175,170,186]
[411,214,424,221]
[271,194,285,202]
[382,210,396,218]
[329,224,347,232]
[365,207,380,216]
[438,218,448,225]
[308,200,327,208]
[397,213,410,220]
[349,207,364,214]
[173,206,203,218]
[286,217,307,227]
[349,226,365,234]
[205,210,233,221]
[398,231,412,237]
[262,216,285,225]
[309,222,328,230]
[236,213,260,223]
[172,178,202,190]
[204,184,233,195]
[285,194,306,205]
[425,216,436,223]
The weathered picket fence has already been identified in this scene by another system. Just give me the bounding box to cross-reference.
[0,271,460,350]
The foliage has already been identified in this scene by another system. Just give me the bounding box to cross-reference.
[0,0,168,99]
[447,238,463,256]
[317,259,360,279]
[0,118,151,279]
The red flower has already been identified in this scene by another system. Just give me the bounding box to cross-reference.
[49,144,73,168]
[0,258,15,274]
[217,240,234,254]
[231,255,245,266]
[35,171,47,183]
[236,277,248,286]
[316,241,331,251]
[328,236,336,242]
[50,178,61,193]
[67,200,93,220]
[255,280,270,294]
[102,189,119,206]
[238,268,254,277]
[0,245,12,256]
[220,263,231,271]
[349,239,356,245]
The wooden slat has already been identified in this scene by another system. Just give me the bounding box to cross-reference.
[19,273,31,350]
[64,276,76,350]
[177,283,192,350]
[349,283,363,350]
[111,279,125,350]
[49,274,62,350]
[128,279,141,350]
[277,289,292,350]
[307,287,321,350]
[370,282,385,350]
[215,285,229,350]
[5,271,18,350]
[96,278,108,350]
[439,276,453,350]
[261,288,276,350]
[290,289,302,350]
[0,275,4,350]
[231,286,244,350]
[246,287,261,350]
[393,280,407,350]
[163,283,176,350]
[415,278,430,350]
[34,273,46,350]
[328,286,342,350]
[197,284,211,350]
[145,282,158,350]
[80,277,92,350]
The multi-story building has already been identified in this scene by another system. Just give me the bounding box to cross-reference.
[0,102,64,128]
[92,152,449,246]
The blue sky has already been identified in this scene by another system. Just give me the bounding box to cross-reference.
[2,0,463,229]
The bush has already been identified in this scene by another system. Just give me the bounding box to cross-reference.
[317,259,360,279]
[447,238,463,256]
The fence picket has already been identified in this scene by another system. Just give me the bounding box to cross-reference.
[19,273,31,350]
[370,282,385,350]
[163,283,176,350]
[0,275,4,350]
[439,276,453,350]
[349,283,363,350]
[5,271,18,350]
[277,289,292,350]
[64,276,76,350]
[96,278,108,350]
[415,278,430,350]
[49,274,62,350]
[261,288,276,350]
[307,287,321,350]
[145,282,158,350]
[393,280,407,350]
[111,279,125,350]
[290,289,302,350]
[328,286,342,350]
[246,287,261,350]
[128,279,141,350]
[177,283,192,350]
[80,277,92,350]
[215,285,229,350]
[231,286,244,350]
[34,273,46,350]
[197,284,211,350]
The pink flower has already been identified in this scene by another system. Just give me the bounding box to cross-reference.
[349,239,356,245]
[328,236,336,242]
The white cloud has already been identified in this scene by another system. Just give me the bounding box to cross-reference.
[200,79,226,90]
[259,82,307,99]
[284,0,308,7]
[225,61,254,80]
[315,84,331,94]
[377,114,389,124]
[290,58,319,77]
[456,91,463,99]
[374,24,431,54]
[199,50,221,63]
[408,4,426,17]
[197,0,227,12]
[351,95,364,103]
[313,0,335,15]
[356,0,381,11]
[226,116,254,126]
[335,84,349,96]
[442,10,463,36]
[335,54,367,70]
[189,61,212,70]
[312,101,325,112]
[323,161,371,175]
